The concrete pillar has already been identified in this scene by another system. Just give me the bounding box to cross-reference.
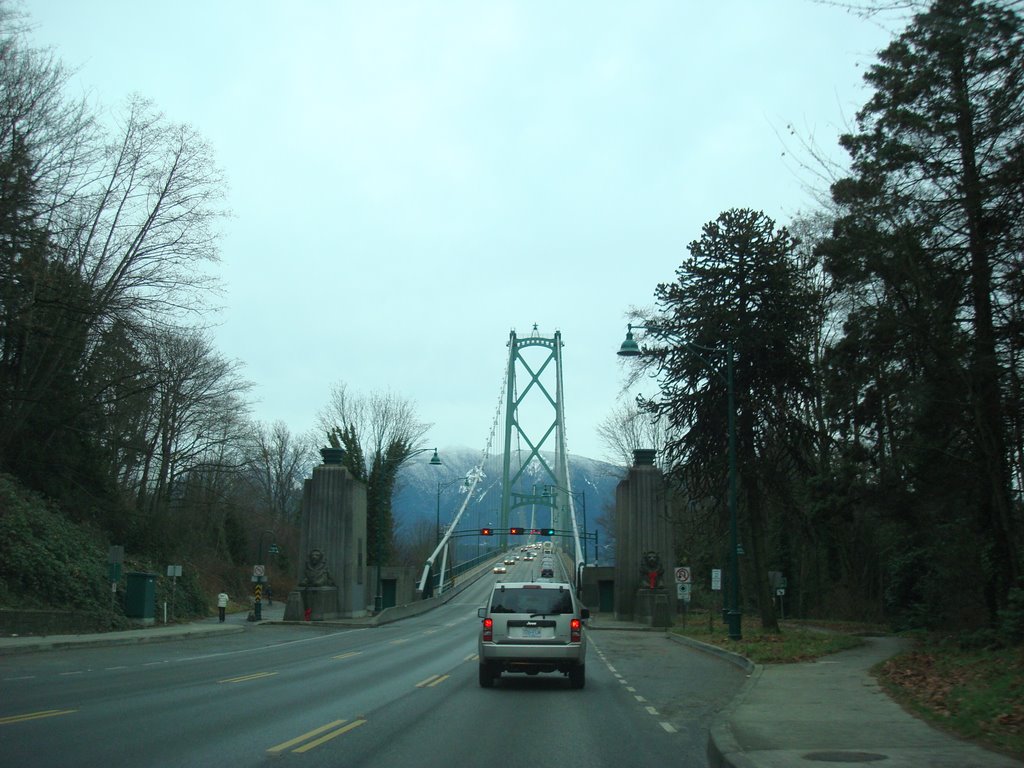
[614,449,674,621]
[286,447,368,619]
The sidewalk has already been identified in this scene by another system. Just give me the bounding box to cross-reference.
[0,602,288,655]
[704,634,1021,768]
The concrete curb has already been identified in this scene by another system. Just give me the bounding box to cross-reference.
[705,663,764,768]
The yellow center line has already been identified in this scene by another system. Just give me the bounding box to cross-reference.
[293,719,367,753]
[218,671,278,684]
[267,720,348,754]
[0,709,77,725]
[332,651,362,660]
[464,653,478,662]
[414,673,451,688]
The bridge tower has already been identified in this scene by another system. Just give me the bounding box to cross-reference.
[499,326,571,549]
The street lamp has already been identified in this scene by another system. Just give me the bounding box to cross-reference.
[618,323,741,640]
[375,446,442,612]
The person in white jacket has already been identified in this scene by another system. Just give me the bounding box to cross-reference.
[217,591,229,622]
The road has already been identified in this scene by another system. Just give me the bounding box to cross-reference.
[0,555,746,767]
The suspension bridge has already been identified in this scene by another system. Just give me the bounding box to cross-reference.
[417,325,590,598]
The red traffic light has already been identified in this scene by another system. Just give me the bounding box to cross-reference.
[480,527,493,536]
[509,527,524,535]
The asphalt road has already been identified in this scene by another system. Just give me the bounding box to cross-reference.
[0,558,746,768]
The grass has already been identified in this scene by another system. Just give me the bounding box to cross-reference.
[671,610,1024,758]
[670,612,865,663]
[876,638,1024,758]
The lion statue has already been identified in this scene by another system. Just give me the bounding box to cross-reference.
[299,548,335,587]
[640,550,664,590]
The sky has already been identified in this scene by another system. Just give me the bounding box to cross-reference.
[23,1,901,463]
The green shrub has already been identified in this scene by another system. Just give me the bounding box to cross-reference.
[0,474,113,613]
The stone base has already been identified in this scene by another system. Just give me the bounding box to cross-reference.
[634,588,672,627]
[283,590,305,621]
[302,586,340,621]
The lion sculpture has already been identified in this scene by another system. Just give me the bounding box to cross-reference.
[640,550,664,590]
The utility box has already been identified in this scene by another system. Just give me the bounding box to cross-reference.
[125,571,157,624]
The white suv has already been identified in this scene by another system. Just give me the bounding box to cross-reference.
[477,581,589,688]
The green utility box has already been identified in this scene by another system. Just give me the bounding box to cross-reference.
[125,571,157,624]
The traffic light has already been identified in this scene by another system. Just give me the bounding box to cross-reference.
[509,527,524,535]
[529,528,555,536]
[480,527,493,536]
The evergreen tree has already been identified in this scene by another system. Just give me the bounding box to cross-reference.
[822,0,1024,622]
[645,208,815,632]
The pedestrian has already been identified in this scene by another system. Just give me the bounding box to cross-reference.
[266,585,273,606]
[217,591,229,622]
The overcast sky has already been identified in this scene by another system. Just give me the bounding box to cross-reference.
[25,1,900,463]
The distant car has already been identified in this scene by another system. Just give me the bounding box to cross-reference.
[493,565,507,574]
[477,581,589,688]
[504,558,515,565]
[540,567,554,578]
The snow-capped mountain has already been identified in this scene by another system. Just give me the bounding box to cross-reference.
[393,447,624,553]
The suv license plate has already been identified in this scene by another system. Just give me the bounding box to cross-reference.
[522,627,542,638]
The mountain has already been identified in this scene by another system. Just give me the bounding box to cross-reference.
[393,447,624,563]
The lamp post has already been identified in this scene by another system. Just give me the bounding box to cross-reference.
[376,447,442,612]
[618,323,741,640]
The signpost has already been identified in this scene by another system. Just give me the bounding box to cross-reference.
[252,565,265,621]
[710,568,723,632]
[166,564,182,622]
[108,546,124,609]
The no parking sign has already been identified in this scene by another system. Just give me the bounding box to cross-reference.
[674,566,691,584]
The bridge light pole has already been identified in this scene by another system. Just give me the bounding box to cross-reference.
[618,323,741,640]
[376,447,442,612]
[436,476,470,544]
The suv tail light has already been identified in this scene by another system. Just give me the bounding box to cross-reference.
[571,617,582,642]
[482,617,493,642]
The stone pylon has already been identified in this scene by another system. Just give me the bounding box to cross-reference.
[614,449,675,623]
[284,447,368,619]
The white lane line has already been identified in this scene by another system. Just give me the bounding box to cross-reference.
[660,722,677,733]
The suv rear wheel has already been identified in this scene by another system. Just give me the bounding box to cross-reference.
[569,664,585,689]
[479,663,498,688]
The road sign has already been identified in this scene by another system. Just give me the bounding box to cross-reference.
[674,566,691,584]
[677,583,691,602]
[253,564,265,578]
[166,564,182,577]
[711,568,722,591]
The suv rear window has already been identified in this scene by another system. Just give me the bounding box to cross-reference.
[489,587,573,615]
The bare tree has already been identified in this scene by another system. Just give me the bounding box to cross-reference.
[317,383,432,565]
[596,400,667,470]
[245,420,315,522]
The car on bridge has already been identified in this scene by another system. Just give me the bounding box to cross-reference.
[477,581,589,689]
